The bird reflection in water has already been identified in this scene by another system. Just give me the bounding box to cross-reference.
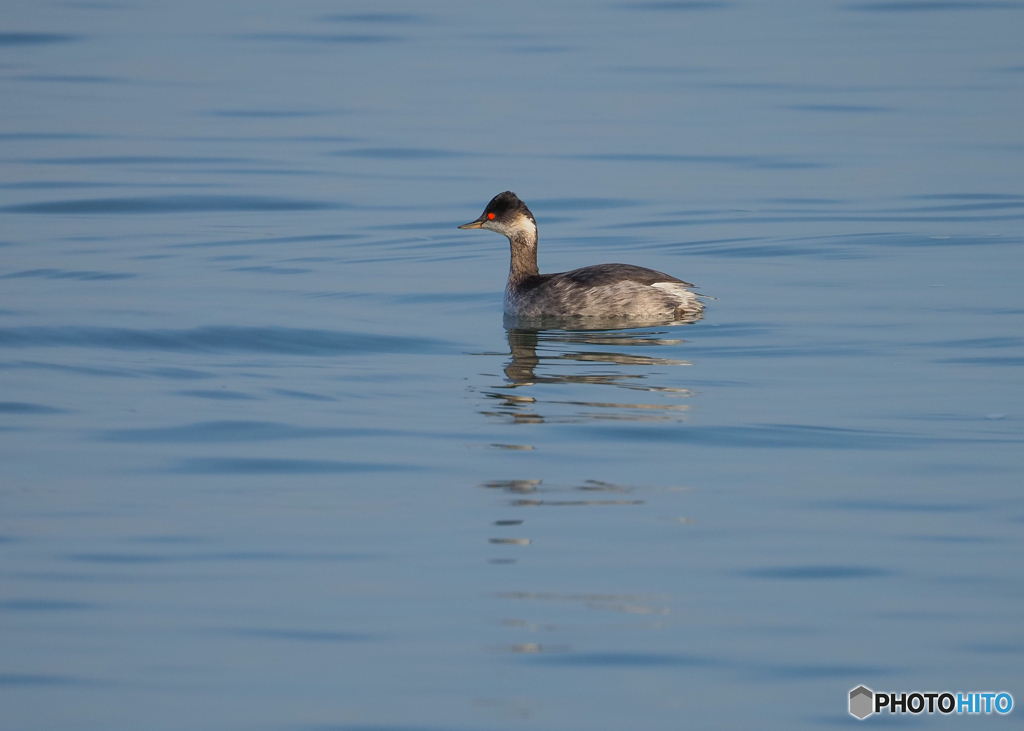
[479,316,702,656]
[480,314,701,424]
[480,478,646,507]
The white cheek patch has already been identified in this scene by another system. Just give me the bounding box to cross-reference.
[506,213,537,243]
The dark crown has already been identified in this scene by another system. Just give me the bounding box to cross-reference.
[484,191,534,222]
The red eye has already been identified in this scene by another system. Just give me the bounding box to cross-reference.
[487,212,495,220]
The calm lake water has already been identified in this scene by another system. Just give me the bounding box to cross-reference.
[2,1,1023,729]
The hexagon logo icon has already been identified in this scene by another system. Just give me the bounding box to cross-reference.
[849,686,874,720]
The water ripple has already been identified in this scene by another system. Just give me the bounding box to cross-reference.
[173,389,260,401]
[573,423,936,449]
[0,600,98,612]
[332,147,471,160]
[0,326,451,355]
[819,500,975,513]
[303,726,456,731]
[754,663,894,679]
[207,109,334,118]
[0,401,67,414]
[531,197,638,211]
[166,457,416,475]
[786,104,894,113]
[0,269,134,281]
[220,628,374,642]
[173,233,359,249]
[940,356,1024,366]
[0,33,81,46]
[846,1,1024,11]
[102,420,391,443]
[0,361,213,380]
[320,12,427,24]
[618,1,735,10]
[0,673,98,687]
[4,195,335,214]
[240,33,402,44]
[529,651,714,667]
[25,155,247,165]
[0,133,105,141]
[65,550,372,564]
[575,152,827,170]
[13,74,124,84]
[744,566,892,580]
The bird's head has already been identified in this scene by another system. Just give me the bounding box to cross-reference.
[459,191,536,241]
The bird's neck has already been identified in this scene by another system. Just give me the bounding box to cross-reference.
[507,220,539,281]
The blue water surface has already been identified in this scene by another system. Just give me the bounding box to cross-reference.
[1,1,1022,729]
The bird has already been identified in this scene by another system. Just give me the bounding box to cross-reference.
[459,191,704,322]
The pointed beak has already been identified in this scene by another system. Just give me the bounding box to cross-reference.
[458,218,485,229]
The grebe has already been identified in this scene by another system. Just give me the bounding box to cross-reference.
[459,191,704,321]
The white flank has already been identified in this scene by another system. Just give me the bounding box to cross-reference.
[650,281,697,304]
